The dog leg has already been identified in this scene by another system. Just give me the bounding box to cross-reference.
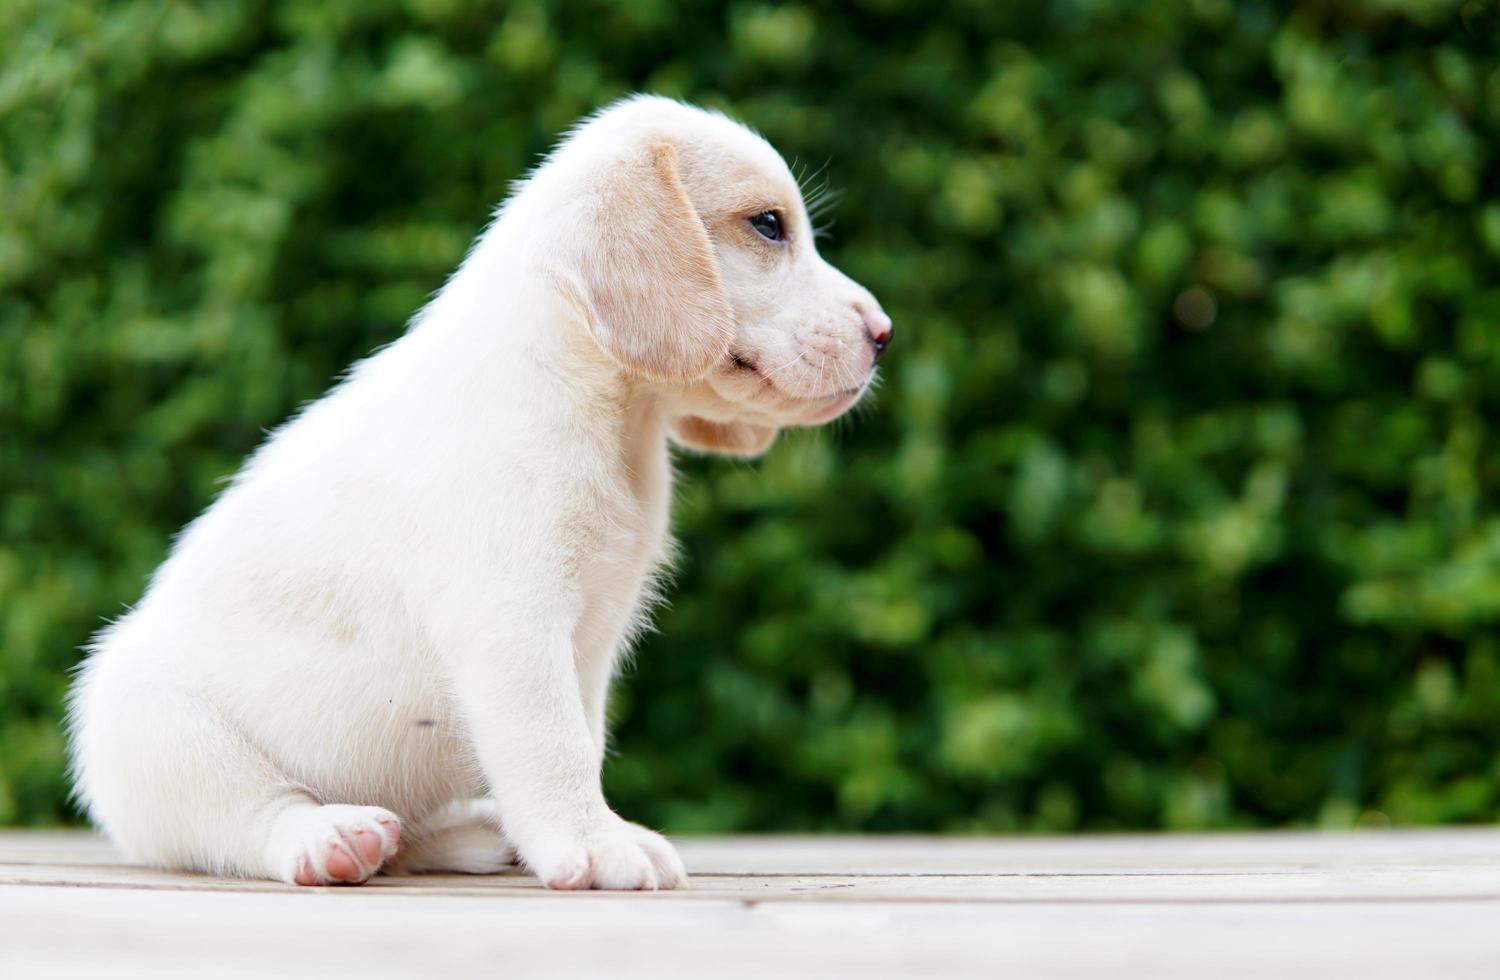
[71,656,402,885]
[439,616,686,891]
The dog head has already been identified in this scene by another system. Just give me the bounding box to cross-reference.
[527,96,892,457]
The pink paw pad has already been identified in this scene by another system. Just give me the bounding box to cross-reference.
[324,840,363,882]
[279,805,401,887]
[349,828,385,867]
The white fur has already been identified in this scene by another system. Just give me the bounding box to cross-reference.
[67,96,889,890]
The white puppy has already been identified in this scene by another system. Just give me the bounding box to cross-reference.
[67,96,892,890]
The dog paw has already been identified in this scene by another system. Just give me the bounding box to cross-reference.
[523,820,685,891]
[269,804,401,886]
[398,799,517,874]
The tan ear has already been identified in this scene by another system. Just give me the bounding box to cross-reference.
[571,142,734,384]
[671,416,779,457]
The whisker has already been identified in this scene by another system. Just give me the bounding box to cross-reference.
[796,158,832,196]
[758,351,807,383]
[803,185,843,218]
[804,184,841,240]
[797,159,841,240]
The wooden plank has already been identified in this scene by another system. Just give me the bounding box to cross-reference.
[6,860,1500,904]
[3,831,1499,979]
[9,827,1500,873]
[4,882,1499,979]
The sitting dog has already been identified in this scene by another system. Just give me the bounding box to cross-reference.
[68,96,892,890]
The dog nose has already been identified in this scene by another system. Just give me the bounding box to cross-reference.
[858,303,894,361]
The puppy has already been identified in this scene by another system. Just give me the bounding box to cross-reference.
[67,96,892,890]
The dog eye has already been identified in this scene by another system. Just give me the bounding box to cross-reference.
[748,211,783,242]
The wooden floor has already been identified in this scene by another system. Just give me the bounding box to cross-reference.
[4,830,1500,978]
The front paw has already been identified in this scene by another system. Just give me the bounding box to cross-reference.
[523,820,686,891]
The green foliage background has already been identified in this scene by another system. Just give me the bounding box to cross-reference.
[4,0,1500,831]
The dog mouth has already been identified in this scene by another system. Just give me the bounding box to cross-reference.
[727,351,866,400]
[801,388,863,424]
[724,351,867,424]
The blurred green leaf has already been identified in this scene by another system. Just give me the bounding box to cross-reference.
[3,0,1497,832]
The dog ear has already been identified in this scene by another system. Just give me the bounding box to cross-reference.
[560,141,734,385]
[670,416,779,457]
